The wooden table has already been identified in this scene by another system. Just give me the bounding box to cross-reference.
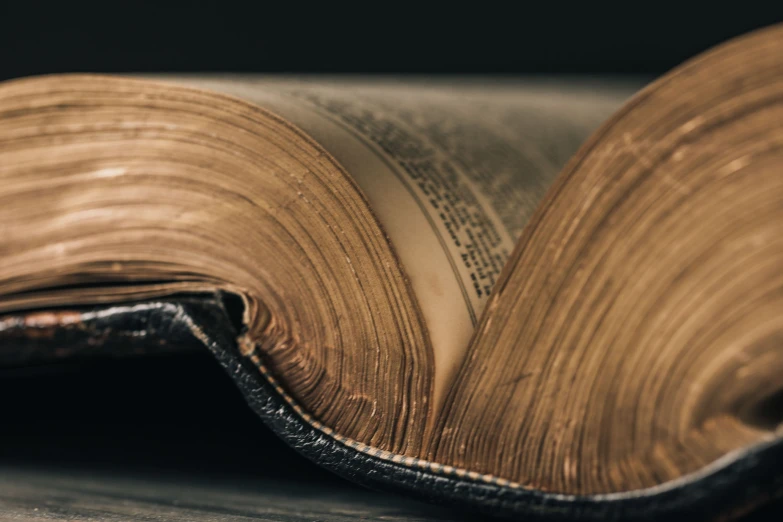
[0,351,780,521]
[0,464,466,521]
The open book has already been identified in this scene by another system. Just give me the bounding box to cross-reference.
[1,25,781,521]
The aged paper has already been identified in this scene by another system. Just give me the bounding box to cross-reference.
[167,77,632,407]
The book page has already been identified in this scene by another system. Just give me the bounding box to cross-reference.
[165,77,635,409]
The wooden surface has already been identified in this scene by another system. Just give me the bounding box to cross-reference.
[1,351,781,521]
[0,353,471,521]
[0,465,467,521]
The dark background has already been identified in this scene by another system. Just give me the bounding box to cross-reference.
[2,5,782,81]
[1,6,783,520]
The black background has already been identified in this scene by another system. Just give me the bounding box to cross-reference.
[2,5,782,80]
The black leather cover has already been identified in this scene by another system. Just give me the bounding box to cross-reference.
[1,295,781,521]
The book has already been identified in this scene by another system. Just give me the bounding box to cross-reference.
[1,24,781,521]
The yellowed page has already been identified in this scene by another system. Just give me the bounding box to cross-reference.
[162,77,634,409]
